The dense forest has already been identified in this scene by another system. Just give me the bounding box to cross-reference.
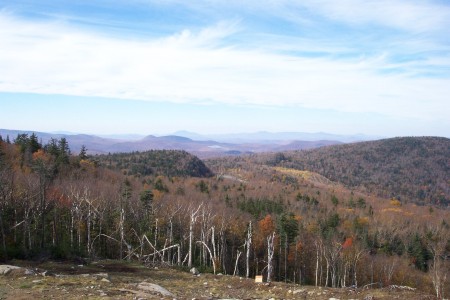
[0,133,449,298]
[262,137,450,206]
[95,150,214,178]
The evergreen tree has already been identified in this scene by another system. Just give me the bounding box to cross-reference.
[79,145,88,160]
[140,190,154,210]
[58,138,70,164]
[14,133,29,153]
[280,213,299,242]
[29,133,41,153]
[407,234,431,271]
[45,138,59,157]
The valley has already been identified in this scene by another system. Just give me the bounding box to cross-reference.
[0,132,449,299]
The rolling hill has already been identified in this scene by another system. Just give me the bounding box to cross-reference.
[95,149,214,178]
[267,137,450,206]
[0,129,344,157]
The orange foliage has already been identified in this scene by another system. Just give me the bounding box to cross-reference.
[390,198,401,206]
[342,237,353,249]
[152,189,163,201]
[79,159,96,171]
[356,217,369,226]
[47,187,71,207]
[32,149,50,162]
[258,214,275,237]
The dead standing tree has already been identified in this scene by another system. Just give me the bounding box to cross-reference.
[188,203,203,268]
[267,232,276,282]
[426,224,450,299]
[119,180,132,260]
[245,221,252,278]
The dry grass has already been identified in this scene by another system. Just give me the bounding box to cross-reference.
[0,260,437,299]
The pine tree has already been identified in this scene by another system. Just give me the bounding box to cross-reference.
[79,145,88,160]
[58,138,70,164]
[29,133,41,153]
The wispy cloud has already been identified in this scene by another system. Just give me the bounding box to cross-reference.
[0,1,449,126]
[295,0,450,33]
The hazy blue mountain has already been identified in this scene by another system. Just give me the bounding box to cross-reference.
[172,130,381,143]
[97,133,145,140]
[0,128,352,158]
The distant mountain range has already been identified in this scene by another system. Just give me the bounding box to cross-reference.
[172,130,382,143]
[0,129,378,158]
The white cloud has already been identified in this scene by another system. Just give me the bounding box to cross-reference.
[0,12,449,122]
[295,0,450,33]
[141,0,450,33]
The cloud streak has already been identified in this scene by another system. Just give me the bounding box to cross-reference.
[0,1,449,125]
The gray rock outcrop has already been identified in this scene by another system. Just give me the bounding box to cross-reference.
[0,265,22,275]
[137,281,174,297]
[190,267,200,275]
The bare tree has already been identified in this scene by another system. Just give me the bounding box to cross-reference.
[426,224,450,299]
[197,240,217,274]
[267,232,276,282]
[234,250,242,276]
[324,239,342,287]
[188,203,203,268]
[245,221,252,278]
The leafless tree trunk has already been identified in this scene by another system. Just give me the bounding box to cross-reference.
[119,207,125,260]
[212,226,217,266]
[245,221,252,278]
[267,232,275,282]
[234,250,242,276]
[86,192,92,257]
[284,233,288,283]
[167,204,181,264]
[315,240,320,286]
[153,218,158,264]
[197,240,217,274]
[188,203,202,268]
[427,225,450,299]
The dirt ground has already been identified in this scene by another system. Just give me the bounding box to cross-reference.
[0,260,437,299]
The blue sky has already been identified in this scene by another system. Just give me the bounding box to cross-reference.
[0,0,449,137]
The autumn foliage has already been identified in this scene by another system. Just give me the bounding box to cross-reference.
[0,134,449,297]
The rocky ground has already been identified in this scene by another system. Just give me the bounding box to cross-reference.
[0,260,436,299]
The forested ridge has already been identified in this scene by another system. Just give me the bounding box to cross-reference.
[0,133,449,298]
[266,137,450,206]
[95,150,213,178]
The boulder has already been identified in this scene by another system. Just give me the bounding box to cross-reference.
[94,273,110,280]
[137,282,174,297]
[24,269,36,275]
[0,265,22,275]
[190,267,200,275]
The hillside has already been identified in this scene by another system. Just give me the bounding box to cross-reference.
[0,129,345,158]
[1,135,449,297]
[268,137,450,206]
[95,149,214,178]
